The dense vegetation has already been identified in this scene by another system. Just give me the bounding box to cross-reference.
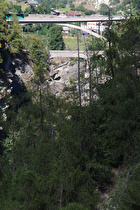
[7,0,140,17]
[24,4,51,17]
[0,0,140,209]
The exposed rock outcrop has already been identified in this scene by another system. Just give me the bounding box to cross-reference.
[0,52,102,109]
[73,0,109,11]
[48,57,84,96]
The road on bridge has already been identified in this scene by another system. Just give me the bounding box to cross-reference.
[13,15,126,24]
[7,14,127,41]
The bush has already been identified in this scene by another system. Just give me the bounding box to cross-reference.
[6,170,47,209]
[118,165,140,210]
[70,77,75,84]
[62,202,89,210]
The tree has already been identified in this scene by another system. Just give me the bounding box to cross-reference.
[118,165,140,210]
[8,15,24,54]
[95,14,140,167]
[70,3,75,10]
[0,0,10,61]
[0,0,24,57]
[132,0,140,10]
[1,1,140,208]
[62,202,88,210]
[99,4,109,15]
[28,35,49,82]
[49,25,65,50]
[76,4,86,12]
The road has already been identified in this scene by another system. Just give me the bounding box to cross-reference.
[12,15,126,24]
[7,14,127,40]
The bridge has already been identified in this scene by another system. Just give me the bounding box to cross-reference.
[57,23,106,41]
[17,15,126,24]
[49,50,104,59]
[7,14,127,40]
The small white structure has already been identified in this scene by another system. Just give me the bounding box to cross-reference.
[81,21,107,35]
[62,26,70,33]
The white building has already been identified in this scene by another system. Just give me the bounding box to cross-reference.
[86,22,107,34]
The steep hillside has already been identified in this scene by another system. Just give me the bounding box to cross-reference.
[73,0,110,11]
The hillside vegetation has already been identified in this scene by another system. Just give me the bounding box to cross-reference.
[0,0,140,209]
[6,0,140,16]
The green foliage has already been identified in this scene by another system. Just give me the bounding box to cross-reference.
[62,202,89,210]
[70,77,75,83]
[96,15,140,167]
[38,0,68,6]
[110,0,120,5]
[23,24,65,51]
[107,164,140,210]
[59,3,66,8]
[99,4,109,15]
[76,4,86,12]
[75,4,95,16]
[24,4,50,16]
[5,170,47,210]
[0,1,24,55]
[132,0,140,10]
[0,1,11,50]
[118,165,140,210]
[110,0,140,15]
[70,3,75,10]
[122,0,130,7]
[119,16,140,52]
[0,2,140,210]
[24,23,42,33]
[85,10,95,16]
[27,35,49,82]
[9,3,23,13]
[49,25,65,50]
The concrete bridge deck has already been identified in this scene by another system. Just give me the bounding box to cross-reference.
[49,50,104,59]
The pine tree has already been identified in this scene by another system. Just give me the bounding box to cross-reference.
[95,13,140,167]
[49,25,65,50]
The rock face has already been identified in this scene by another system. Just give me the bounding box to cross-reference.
[0,53,85,98]
[94,0,109,9]
[73,0,109,10]
[0,51,85,96]
[0,52,101,108]
[48,57,84,96]
[48,57,102,105]
[0,53,32,120]
[14,60,34,84]
[0,54,28,97]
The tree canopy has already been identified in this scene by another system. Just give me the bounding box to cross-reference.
[49,25,65,50]
[0,1,140,209]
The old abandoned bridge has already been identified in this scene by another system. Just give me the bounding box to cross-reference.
[49,50,104,59]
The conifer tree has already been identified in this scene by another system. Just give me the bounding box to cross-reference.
[49,25,65,50]
[8,15,24,54]
[95,12,140,166]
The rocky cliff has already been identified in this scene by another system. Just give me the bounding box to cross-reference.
[0,51,102,111]
[73,0,110,10]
